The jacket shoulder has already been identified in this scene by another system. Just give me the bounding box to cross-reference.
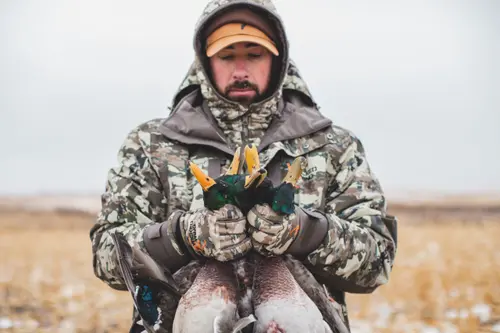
[126,118,166,137]
[120,118,190,177]
[120,117,184,154]
[327,123,366,153]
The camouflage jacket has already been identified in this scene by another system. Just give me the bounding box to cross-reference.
[90,0,398,331]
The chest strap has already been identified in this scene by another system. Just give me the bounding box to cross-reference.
[267,153,284,186]
[207,158,223,178]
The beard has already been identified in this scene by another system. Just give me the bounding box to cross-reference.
[223,80,261,105]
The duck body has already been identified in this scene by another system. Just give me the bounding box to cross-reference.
[172,258,256,333]
[251,254,334,333]
[112,231,345,333]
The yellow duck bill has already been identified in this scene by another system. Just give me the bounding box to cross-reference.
[188,161,216,191]
[282,156,308,186]
[244,168,268,189]
[225,147,242,176]
[243,144,267,188]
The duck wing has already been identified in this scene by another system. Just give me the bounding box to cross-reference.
[282,255,350,333]
[111,232,183,332]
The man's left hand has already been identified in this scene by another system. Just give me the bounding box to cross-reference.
[247,203,330,257]
[247,204,300,256]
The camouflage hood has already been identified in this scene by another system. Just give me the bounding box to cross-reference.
[193,0,290,94]
[172,0,297,148]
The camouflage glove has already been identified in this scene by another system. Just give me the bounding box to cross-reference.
[247,204,329,258]
[179,204,252,262]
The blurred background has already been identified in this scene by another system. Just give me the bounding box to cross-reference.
[1,0,499,332]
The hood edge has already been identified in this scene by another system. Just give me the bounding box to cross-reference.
[191,1,290,109]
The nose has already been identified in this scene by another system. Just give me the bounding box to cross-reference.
[232,58,249,81]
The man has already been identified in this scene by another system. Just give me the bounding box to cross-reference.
[90,0,398,332]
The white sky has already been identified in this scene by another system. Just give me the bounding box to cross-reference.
[1,0,499,197]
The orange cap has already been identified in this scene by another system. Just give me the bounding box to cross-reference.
[206,23,279,57]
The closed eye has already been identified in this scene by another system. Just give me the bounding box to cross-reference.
[219,55,234,61]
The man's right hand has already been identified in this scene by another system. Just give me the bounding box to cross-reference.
[179,204,252,262]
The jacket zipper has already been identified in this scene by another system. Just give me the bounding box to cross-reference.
[242,113,249,147]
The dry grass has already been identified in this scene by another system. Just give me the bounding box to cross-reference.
[1,209,500,332]
[347,212,500,333]
[0,212,132,333]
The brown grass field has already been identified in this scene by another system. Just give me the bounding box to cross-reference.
[1,201,499,332]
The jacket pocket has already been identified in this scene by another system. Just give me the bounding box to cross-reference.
[284,149,334,212]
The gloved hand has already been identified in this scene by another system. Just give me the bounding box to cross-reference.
[247,203,329,258]
[179,204,252,262]
[142,204,252,272]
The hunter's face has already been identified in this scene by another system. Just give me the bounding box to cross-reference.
[209,42,273,105]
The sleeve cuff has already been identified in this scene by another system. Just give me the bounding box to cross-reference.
[142,210,192,272]
[286,206,328,259]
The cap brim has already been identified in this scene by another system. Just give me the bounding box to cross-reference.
[206,35,279,57]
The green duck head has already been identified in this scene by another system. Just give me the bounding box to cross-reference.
[188,147,265,211]
[271,183,296,215]
[201,176,242,210]
[271,156,308,215]
[188,160,242,211]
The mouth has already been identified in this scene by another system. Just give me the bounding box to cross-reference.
[228,89,256,97]
[226,81,258,98]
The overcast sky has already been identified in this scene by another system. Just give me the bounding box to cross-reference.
[1,0,499,197]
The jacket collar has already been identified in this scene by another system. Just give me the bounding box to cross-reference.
[159,88,332,156]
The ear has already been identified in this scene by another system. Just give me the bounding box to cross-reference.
[189,161,216,191]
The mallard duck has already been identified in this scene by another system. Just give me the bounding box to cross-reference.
[181,146,343,333]
[171,147,263,333]
[241,143,305,216]
[110,232,203,333]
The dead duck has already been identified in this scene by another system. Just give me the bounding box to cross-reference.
[184,146,342,333]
